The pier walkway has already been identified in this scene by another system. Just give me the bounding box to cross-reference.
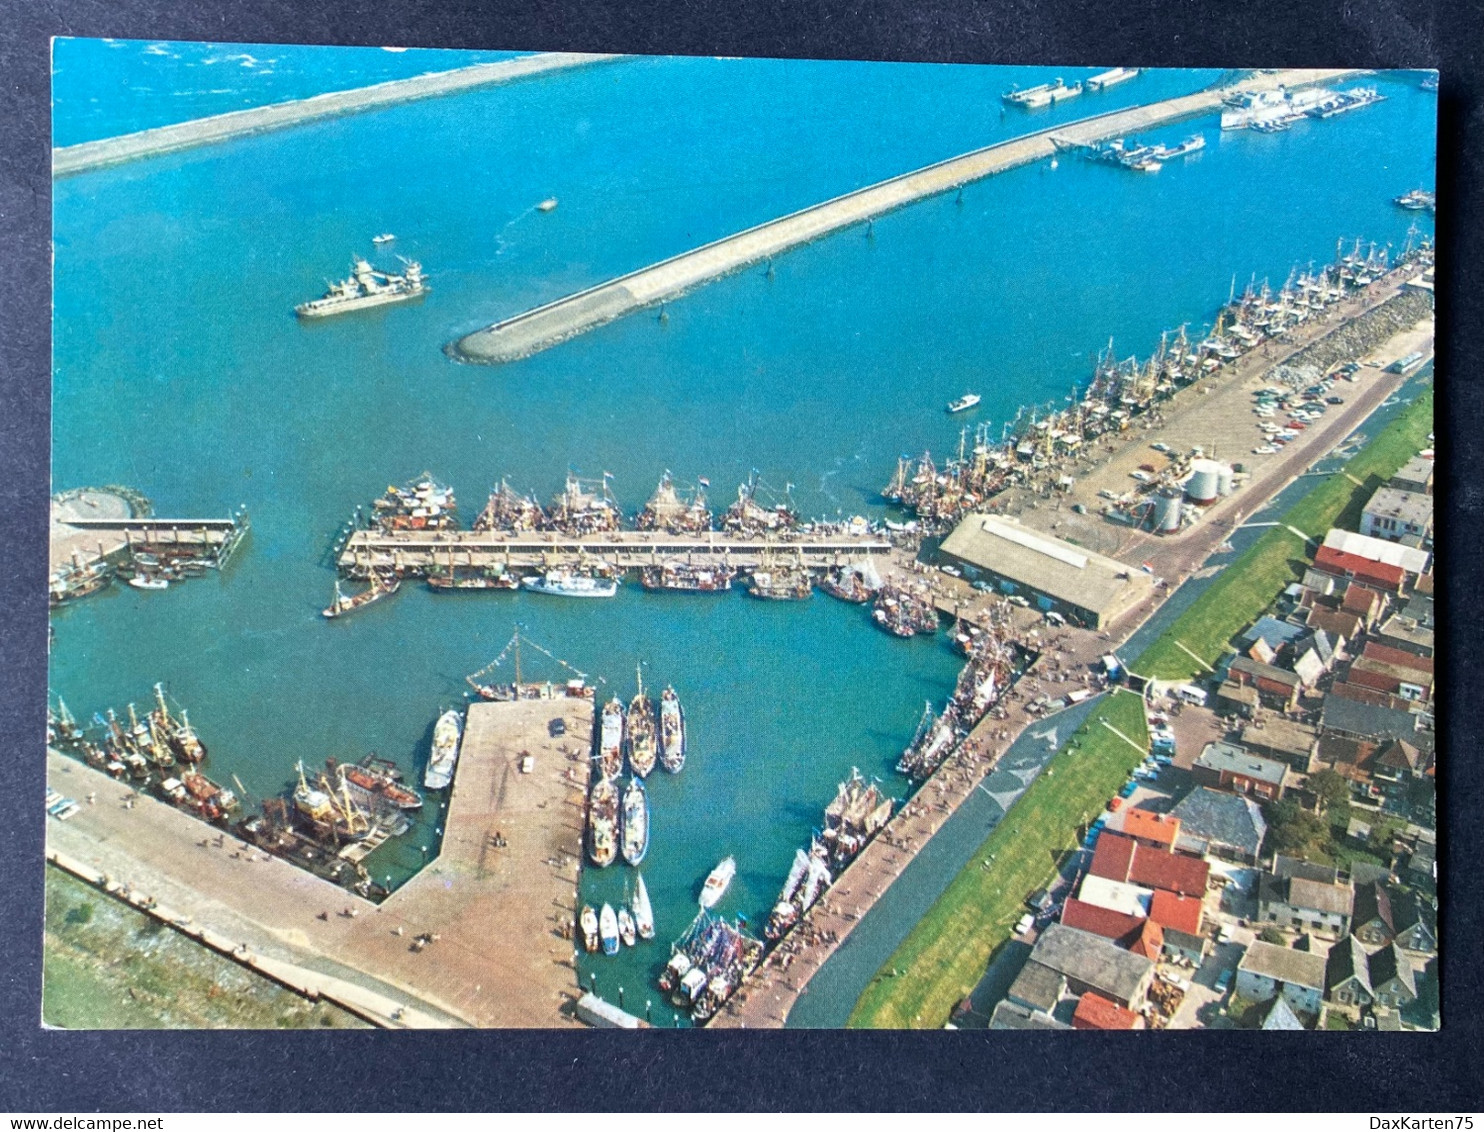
[453,68,1359,365]
[338,528,893,574]
[45,694,594,1028]
[53,53,625,177]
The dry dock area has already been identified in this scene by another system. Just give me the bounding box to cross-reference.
[53,53,625,177]
[453,68,1358,365]
[45,694,593,1028]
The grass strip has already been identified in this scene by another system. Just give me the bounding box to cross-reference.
[846,689,1149,1028]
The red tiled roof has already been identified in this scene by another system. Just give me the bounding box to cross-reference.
[1346,666,1402,695]
[1122,809,1180,848]
[1361,642,1434,676]
[1073,992,1140,1030]
[1061,898,1145,943]
[1315,547,1404,589]
[1149,889,1204,936]
[1089,832,1137,883]
[1128,920,1164,960]
[1128,846,1210,897]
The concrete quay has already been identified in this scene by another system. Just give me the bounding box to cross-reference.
[453,68,1360,365]
[45,693,594,1028]
[53,52,625,177]
[338,528,894,574]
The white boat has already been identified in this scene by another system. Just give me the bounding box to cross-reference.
[537,198,559,212]
[520,570,618,598]
[617,905,638,948]
[372,233,396,244]
[423,709,463,790]
[295,256,428,318]
[947,393,982,414]
[699,856,736,909]
[128,574,169,591]
[632,874,655,940]
[579,905,600,952]
[1087,66,1140,91]
[599,903,620,955]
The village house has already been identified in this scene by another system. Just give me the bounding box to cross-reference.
[1170,788,1268,864]
[1389,455,1434,495]
[1227,656,1302,713]
[1257,872,1354,937]
[1192,741,1290,800]
[1360,486,1433,545]
[1351,882,1437,953]
[1013,924,1156,1011]
[1236,940,1328,1016]
[1311,546,1407,596]
[1238,717,1319,773]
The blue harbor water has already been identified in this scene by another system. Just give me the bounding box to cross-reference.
[49,45,1436,1025]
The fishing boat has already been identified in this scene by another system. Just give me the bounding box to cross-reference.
[746,561,813,600]
[1154,133,1206,160]
[1003,78,1082,108]
[1394,188,1436,213]
[599,903,620,956]
[638,560,734,592]
[588,777,619,868]
[699,856,736,909]
[372,233,396,245]
[180,767,238,822]
[128,574,169,591]
[947,393,982,414]
[621,777,650,866]
[633,874,656,940]
[342,758,424,811]
[625,668,658,778]
[579,904,600,952]
[465,629,595,702]
[765,846,813,940]
[819,561,881,604]
[598,696,625,779]
[323,574,401,619]
[658,686,686,773]
[423,709,463,790]
[520,570,618,598]
[371,474,458,531]
[617,905,638,948]
[151,683,206,763]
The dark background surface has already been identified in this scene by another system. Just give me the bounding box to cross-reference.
[2,0,1480,1113]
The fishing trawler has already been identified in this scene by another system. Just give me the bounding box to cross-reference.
[621,777,649,866]
[599,903,620,955]
[49,555,115,607]
[150,683,206,763]
[699,856,736,909]
[765,846,814,940]
[598,696,625,779]
[521,569,618,598]
[872,583,939,637]
[633,874,656,940]
[323,574,401,619]
[295,256,427,318]
[545,473,622,535]
[658,686,686,773]
[293,761,371,844]
[819,561,881,603]
[579,904,600,952]
[588,777,619,868]
[180,767,238,823]
[423,709,463,790]
[638,560,735,592]
[626,668,658,778]
[1154,134,1205,160]
[473,479,547,532]
[339,756,424,811]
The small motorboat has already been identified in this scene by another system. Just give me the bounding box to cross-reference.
[599,903,620,956]
[699,856,736,909]
[579,905,600,953]
[537,198,559,212]
[128,574,169,591]
[372,233,396,244]
[947,393,982,414]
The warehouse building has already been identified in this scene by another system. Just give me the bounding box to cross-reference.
[938,514,1155,629]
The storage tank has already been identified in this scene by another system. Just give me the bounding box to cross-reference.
[1185,459,1222,505]
[1154,491,1183,534]
[1217,464,1236,497]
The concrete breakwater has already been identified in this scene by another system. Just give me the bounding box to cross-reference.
[452,68,1360,365]
[53,52,626,177]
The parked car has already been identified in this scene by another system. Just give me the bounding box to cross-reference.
[1214,969,1233,995]
[548,718,567,737]
[1014,913,1035,936]
[1327,395,1345,405]
[1130,470,1152,483]
[1253,445,1277,455]
[1151,442,1171,453]
[972,580,995,592]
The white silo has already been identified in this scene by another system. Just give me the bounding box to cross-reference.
[1154,492,1183,534]
[1217,464,1236,497]
[1185,459,1221,505]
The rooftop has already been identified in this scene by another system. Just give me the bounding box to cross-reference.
[1194,741,1289,788]
[1313,546,1406,590]
[1260,995,1307,1030]
[1120,808,1181,848]
[1006,959,1066,1014]
[1170,787,1267,858]
[1240,616,1306,650]
[1321,695,1423,744]
[1127,848,1210,897]
[1238,940,1327,991]
[1326,935,1372,995]
[1030,924,1155,1005]
[989,1000,1071,1031]
[1390,455,1435,491]
[1239,718,1318,760]
[1322,528,1431,574]
[939,514,1154,617]
[1072,992,1140,1030]
[1148,889,1203,936]
[1362,486,1434,531]
[1078,874,1154,918]
[1061,898,1146,943]
[1229,655,1302,690]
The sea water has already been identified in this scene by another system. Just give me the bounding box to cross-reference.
[49,46,1435,1025]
